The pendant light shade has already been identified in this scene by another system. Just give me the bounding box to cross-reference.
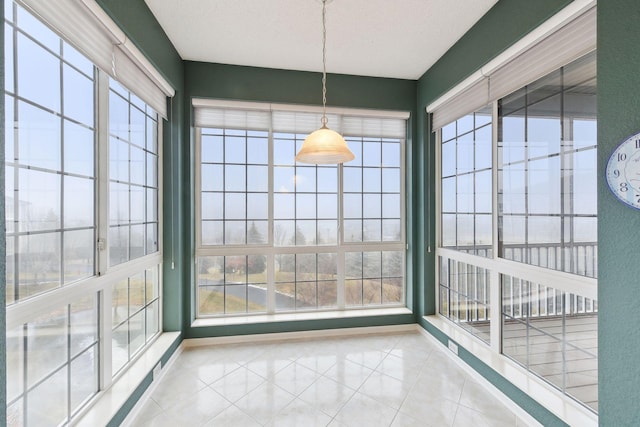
[295,0,354,164]
[295,126,355,164]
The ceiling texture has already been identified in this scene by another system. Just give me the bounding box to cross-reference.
[144,0,498,80]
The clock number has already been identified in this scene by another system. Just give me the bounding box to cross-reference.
[613,169,621,178]
[636,139,640,149]
[636,194,640,204]
[618,152,628,162]
[620,182,629,192]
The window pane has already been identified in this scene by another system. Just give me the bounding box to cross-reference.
[17,33,60,113]
[440,107,493,255]
[18,101,61,171]
[498,52,596,277]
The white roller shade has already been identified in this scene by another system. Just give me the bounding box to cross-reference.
[272,111,340,134]
[341,115,407,139]
[193,99,408,139]
[488,7,596,102]
[194,107,270,130]
[432,78,489,131]
[428,2,595,130]
[18,0,174,118]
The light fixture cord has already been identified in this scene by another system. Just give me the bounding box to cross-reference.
[321,0,328,127]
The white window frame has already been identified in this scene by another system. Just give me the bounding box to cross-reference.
[428,1,598,424]
[194,101,408,317]
[4,0,167,423]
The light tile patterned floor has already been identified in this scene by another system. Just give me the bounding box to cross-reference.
[128,331,532,427]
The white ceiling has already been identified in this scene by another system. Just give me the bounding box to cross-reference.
[144,0,498,80]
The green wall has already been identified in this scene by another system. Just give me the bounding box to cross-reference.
[95,0,185,333]
[415,1,574,426]
[597,2,640,425]
[183,61,418,337]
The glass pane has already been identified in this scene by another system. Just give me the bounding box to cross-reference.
[225,135,246,163]
[130,146,145,185]
[112,279,129,327]
[247,165,268,192]
[246,193,268,221]
[6,324,24,403]
[296,194,316,219]
[225,165,246,191]
[343,167,362,193]
[201,164,223,192]
[64,120,94,177]
[109,226,129,266]
[112,322,129,376]
[109,181,129,226]
[201,220,223,245]
[129,273,145,314]
[64,175,93,227]
[201,134,223,163]
[225,193,246,220]
[18,101,61,170]
[17,33,60,113]
[130,106,145,148]
[145,266,159,303]
[70,295,98,358]
[295,166,316,192]
[70,346,98,411]
[19,168,60,231]
[27,308,68,388]
[109,91,129,141]
[247,136,268,164]
[63,229,94,284]
[317,194,337,219]
[382,168,400,193]
[317,167,337,192]
[19,232,61,299]
[110,137,129,183]
[274,193,294,219]
[247,221,267,244]
[27,367,68,426]
[129,310,145,356]
[146,300,160,340]
[63,64,94,126]
[362,168,381,192]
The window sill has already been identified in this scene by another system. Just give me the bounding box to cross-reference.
[422,315,598,427]
[75,332,181,427]
[192,307,412,328]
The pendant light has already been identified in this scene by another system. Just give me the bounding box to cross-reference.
[295,0,354,164]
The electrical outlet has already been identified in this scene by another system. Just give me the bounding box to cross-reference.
[448,340,458,355]
[153,362,162,381]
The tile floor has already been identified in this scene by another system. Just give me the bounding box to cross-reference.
[128,331,532,427]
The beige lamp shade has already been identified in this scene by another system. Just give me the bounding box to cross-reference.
[295,126,355,164]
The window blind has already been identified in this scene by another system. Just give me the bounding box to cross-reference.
[429,2,595,130]
[18,0,174,118]
[193,99,409,139]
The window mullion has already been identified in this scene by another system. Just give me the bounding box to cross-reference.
[267,122,275,313]
[337,164,345,309]
[96,69,113,391]
[96,70,110,275]
[490,100,501,353]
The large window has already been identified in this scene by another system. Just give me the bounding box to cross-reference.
[499,52,597,278]
[195,101,407,317]
[4,1,167,425]
[434,17,597,414]
[441,106,492,257]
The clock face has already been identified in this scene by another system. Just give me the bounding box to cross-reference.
[606,132,640,209]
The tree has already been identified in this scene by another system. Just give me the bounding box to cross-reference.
[247,222,266,274]
[247,221,265,244]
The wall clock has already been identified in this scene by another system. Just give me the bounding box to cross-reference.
[606,131,640,210]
